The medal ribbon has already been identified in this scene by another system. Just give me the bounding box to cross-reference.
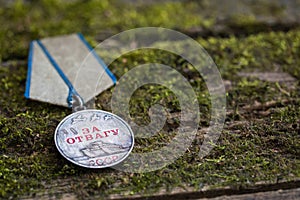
[36,40,84,108]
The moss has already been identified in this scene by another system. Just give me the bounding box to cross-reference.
[0,0,208,61]
[198,29,300,79]
[0,1,299,199]
[1,29,299,198]
[1,0,299,61]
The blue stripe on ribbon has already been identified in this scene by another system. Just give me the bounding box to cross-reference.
[24,41,34,99]
[77,33,117,84]
[36,40,80,107]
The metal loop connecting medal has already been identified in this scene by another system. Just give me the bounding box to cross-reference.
[25,33,134,168]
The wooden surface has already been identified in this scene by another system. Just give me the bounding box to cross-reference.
[200,188,300,200]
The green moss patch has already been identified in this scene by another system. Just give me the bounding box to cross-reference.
[0,28,299,199]
[0,0,300,199]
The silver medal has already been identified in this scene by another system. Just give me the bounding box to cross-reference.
[55,109,134,168]
[25,34,132,168]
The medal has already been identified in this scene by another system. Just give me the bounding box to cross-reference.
[25,33,134,168]
[55,109,134,168]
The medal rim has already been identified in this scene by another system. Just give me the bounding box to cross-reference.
[54,109,135,169]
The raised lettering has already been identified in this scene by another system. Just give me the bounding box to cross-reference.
[103,131,110,137]
[89,160,95,166]
[96,159,103,165]
[112,155,118,162]
[85,134,93,141]
[70,127,78,135]
[75,136,83,142]
[95,133,103,139]
[111,128,119,135]
[105,157,111,164]
[92,126,101,133]
[66,138,75,144]
[82,128,89,134]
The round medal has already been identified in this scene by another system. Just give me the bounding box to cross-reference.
[54,109,134,168]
